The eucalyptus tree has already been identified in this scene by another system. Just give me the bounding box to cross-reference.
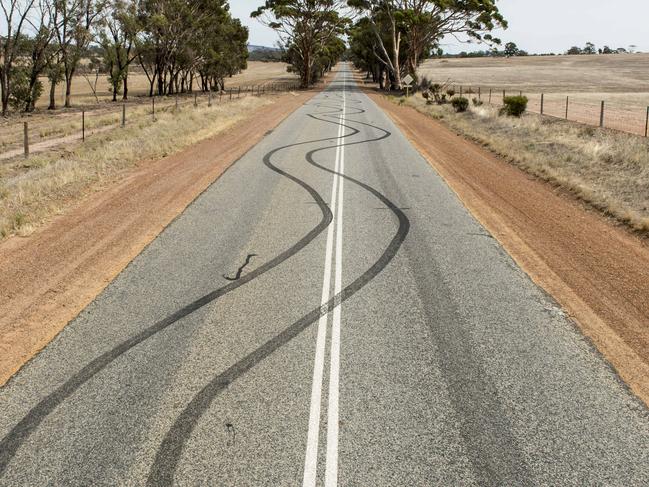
[23,0,57,111]
[1,0,37,115]
[53,0,104,107]
[348,0,506,88]
[96,0,138,101]
[252,0,348,87]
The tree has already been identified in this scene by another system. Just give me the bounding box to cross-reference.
[252,0,347,87]
[583,41,596,54]
[53,0,103,108]
[96,0,138,101]
[504,42,518,57]
[1,0,37,115]
[602,45,613,54]
[348,0,506,89]
[23,0,57,111]
[566,46,582,55]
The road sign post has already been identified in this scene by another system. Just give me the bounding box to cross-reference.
[402,74,414,97]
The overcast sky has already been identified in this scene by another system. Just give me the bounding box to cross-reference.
[231,0,649,54]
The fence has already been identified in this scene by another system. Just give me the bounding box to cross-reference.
[445,84,649,138]
[1,81,302,160]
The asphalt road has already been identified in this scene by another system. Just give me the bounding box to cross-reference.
[1,65,649,486]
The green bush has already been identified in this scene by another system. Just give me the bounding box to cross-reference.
[501,95,528,117]
[451,96,469,113]
[472,97,483,106]
[446,89,456,98]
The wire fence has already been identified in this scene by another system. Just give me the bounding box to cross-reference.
[1,81,302,160]
[447,84,649,138]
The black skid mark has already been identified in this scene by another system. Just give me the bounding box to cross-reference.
[146,91,411,486]
[223,254,258,281]
[0,93,352,477]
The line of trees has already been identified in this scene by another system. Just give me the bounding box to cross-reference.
[0,0,248,116]
[567,43,636,55]
[252,0,347,88]
[347,0,506,90]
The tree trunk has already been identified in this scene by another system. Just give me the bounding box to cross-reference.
[1,71,9,116]
[64,72,73,108]
[123,74,128,100]
[48,78,57,110]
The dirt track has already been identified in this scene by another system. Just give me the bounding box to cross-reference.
[371,93,649,406]
[0,90,316,386]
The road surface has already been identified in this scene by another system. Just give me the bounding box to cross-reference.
[1,65,648,486]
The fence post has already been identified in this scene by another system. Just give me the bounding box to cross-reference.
[229,89,232,101]
[194,93,197,107]
[459,85,463,97]
[152,97,156,120]
[503,90,506,101]
[489,89,492,104]
[645,106,649,137]
[599,100,605,128]
[82,110,85,141]
[478,87,481,101]
[121,104,126,127]
[23,122,29,158]
[238,87,241,98]
[208,92,212,107]
[519,90,522,97]
[540,93,544,115]
[565,96,569,119]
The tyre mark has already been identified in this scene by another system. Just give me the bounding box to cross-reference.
[223,254,258,281]
[0,96,353,477]
[146,89,410,486]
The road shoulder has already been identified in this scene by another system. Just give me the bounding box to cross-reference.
[370,91,649,407]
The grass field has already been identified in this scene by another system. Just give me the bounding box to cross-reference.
[394,93,649,234]
[419,54,649,135]
[35,61,295,109]
[1,62,298,156]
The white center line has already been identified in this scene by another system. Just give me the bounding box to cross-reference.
[302,76,346,487]
[325,87,345,487]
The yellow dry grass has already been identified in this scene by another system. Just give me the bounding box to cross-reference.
[0,95,277,239]
[35,61,295,109]
[397,93,649,233]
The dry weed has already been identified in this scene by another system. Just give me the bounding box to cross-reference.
[402,94,649,233]
[0,96,274,239]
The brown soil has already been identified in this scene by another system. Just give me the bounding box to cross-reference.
[371,92,649,406]
[0,89,317,386]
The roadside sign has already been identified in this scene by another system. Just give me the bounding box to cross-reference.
[402,74,414,96]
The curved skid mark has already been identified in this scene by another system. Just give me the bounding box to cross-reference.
[0,96,355,476]
[146,92,410,485]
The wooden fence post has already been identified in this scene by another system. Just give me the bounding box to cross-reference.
[194,93,197,107]
[478,87,481,101]
[23,122,29,158]
[82,110,85,141]
[489,89,492,104]
[565,96,569,119]
[645,106,649,137]
[152,97,156,120]
[121,104,126,127]
[599,100,605,127]
[540,93,544,115]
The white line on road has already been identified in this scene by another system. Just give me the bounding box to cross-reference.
[303,74,347,487]
[302,77,346,487]
[325,93,346,487]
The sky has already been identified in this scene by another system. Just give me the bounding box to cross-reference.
[231,0,649,54]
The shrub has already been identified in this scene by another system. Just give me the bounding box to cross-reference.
[446,89,456,98]
[472,97,483,106]
[451,96,469,113]
[500,95,528,117]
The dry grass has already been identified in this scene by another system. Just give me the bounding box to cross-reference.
[418,54,649,136]
[1,62,297,154]
[35,61,295,109]
[397,93,649,233]
[0,95,277,239]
